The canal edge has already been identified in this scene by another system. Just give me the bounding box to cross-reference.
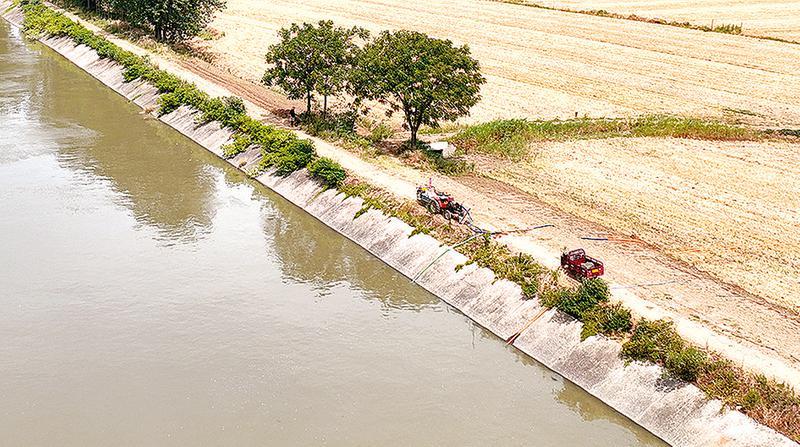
[1,4,796,446]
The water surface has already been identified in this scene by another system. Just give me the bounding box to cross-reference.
[0,20,666,446]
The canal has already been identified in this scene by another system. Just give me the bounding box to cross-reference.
[0,19,666,446]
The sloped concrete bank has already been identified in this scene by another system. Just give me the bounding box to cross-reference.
[2,6,794,446]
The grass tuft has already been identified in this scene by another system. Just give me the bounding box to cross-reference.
[450,115,760,160]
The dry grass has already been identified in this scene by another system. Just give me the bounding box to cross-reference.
[205,0,800,128]
[475,136,800,310]
[511,0,800,42]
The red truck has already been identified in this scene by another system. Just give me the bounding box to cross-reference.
[560,248,604,280]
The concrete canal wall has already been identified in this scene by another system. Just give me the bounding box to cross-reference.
[2,5,795,446]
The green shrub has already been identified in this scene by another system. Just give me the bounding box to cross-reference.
[200,96,247,126]
[580,302,632,340]
[549,278,610,319]
[621,319,685,365]
[221,133,252,159]
[157,92,182,115]
[308,157,346,188]
[260,139,315,175]
[151,71,184,93]
[666,346,707,381]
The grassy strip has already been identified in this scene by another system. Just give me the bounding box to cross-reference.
[497,0,800,45]
[337,177,799,441]
[18,0,346,188]
[450,115,761,160]
[495,0,752,37]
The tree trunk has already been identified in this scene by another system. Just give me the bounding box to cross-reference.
[323,95,328,117]
[306,91,312,115]
[409,121,419,147]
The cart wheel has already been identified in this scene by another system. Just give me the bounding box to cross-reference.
[443,210,453,221]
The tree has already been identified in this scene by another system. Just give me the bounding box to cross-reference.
[354,30,485,146]
[262,21,368,115]
[110,0,226,42]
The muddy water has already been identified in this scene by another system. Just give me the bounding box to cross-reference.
[0,21,666,446]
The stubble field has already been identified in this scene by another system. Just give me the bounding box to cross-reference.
[527,0,800,42]
[206,0,800,127]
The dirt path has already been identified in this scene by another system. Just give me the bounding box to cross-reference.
[174,59,303,115]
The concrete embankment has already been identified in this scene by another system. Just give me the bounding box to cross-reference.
[2,4,795,446]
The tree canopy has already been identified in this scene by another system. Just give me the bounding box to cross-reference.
[262,21,368,115]
[76,0,225,42]
[354,30,485,145]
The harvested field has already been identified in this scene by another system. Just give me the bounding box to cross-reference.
[525,0,800,42]
[473,137,800,311]
[206,0,800,127]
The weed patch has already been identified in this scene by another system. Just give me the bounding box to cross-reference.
[308,157,347,188]
[422,150,474,176]
[451,115,761,160]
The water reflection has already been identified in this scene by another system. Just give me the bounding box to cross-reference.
[262,185,439,310]
[14,35,219,242]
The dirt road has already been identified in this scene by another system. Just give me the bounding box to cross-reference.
[207,0,800,127]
